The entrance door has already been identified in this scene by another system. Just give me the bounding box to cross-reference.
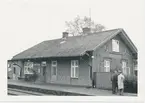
[41,61,47,82]
[42,66,46,82]
[51,61,57,82]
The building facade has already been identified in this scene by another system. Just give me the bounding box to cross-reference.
[7,28,137,89]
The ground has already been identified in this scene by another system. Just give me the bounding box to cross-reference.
[8,79,137,96]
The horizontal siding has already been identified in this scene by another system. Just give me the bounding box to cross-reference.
[93,34,135,89]
[8,57,92,87]
[96,72,112,89]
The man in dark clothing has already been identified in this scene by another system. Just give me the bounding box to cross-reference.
[111,70,118,94]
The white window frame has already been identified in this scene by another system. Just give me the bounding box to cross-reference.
[104,60,110,72]
[112,39,119,52]
[71,60,79,78]
[128,67,131,75]
[122,61,127,75]
[51,61,57,76]
[24,62,33,74]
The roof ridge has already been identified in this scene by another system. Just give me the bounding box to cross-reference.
[43,28,122,42]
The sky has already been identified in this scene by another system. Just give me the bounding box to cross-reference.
[0,0,145,101]
[0,0,144,60]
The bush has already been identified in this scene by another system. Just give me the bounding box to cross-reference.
[124,75,137,93]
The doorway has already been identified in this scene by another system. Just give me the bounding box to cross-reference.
[51,61,57,82]
[42,66,46,82]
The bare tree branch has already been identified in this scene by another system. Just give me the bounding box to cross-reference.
[65,16,106,36]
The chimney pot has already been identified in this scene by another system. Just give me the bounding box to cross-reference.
[82,27,91,34]
[62,32,68,39]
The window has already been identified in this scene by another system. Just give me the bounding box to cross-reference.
[24,61,33,74]
[112,39,119,52]
[104,60,110,72]
[122,61,127,75]
[71,60,79,78]
[34,63,41,73]
[128,67,131,75]
[51,61,57,76]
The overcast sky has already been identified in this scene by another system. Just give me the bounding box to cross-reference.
[0,0,144,61]
[0,0,145,100]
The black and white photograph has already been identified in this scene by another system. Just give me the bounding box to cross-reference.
[0,0,145,102]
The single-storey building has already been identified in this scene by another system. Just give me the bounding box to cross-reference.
[7,28,137,89]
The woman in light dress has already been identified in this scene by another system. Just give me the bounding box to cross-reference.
[117,70,125,95]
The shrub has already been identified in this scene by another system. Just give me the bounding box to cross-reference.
[124,75,137,93]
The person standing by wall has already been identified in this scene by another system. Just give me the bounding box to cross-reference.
[111,70,118,94]
[118,70,125,95]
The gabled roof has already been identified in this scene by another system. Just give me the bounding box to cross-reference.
[12,28,137,60]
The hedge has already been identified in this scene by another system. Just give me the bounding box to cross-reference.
[124,75,137,93]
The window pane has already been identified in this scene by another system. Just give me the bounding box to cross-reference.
[73,68,76,77]
[38,68,40,73]
[122,61,127,75]
[112,39,119,52]
[73,67,75,77]
[106,61,110,66]
[122,67,126,75]
[71,67,73,77]
[75,60,78,66]
[71,67,75,77]
[52,61,57,66]
[104,60,110,72]
[71,61,74,66]
[75,67,79,77]
[104,60,110,66]
[112,39,116,51]
[106,67,110,72]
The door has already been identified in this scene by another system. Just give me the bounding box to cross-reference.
[41,61,47,82]
[42,66,46,82]
[51,61,57,82]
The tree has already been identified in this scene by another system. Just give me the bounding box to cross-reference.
[65,16,106,36]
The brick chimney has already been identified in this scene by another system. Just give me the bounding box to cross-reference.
[62,32,68,39]
[82,27,91,35]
